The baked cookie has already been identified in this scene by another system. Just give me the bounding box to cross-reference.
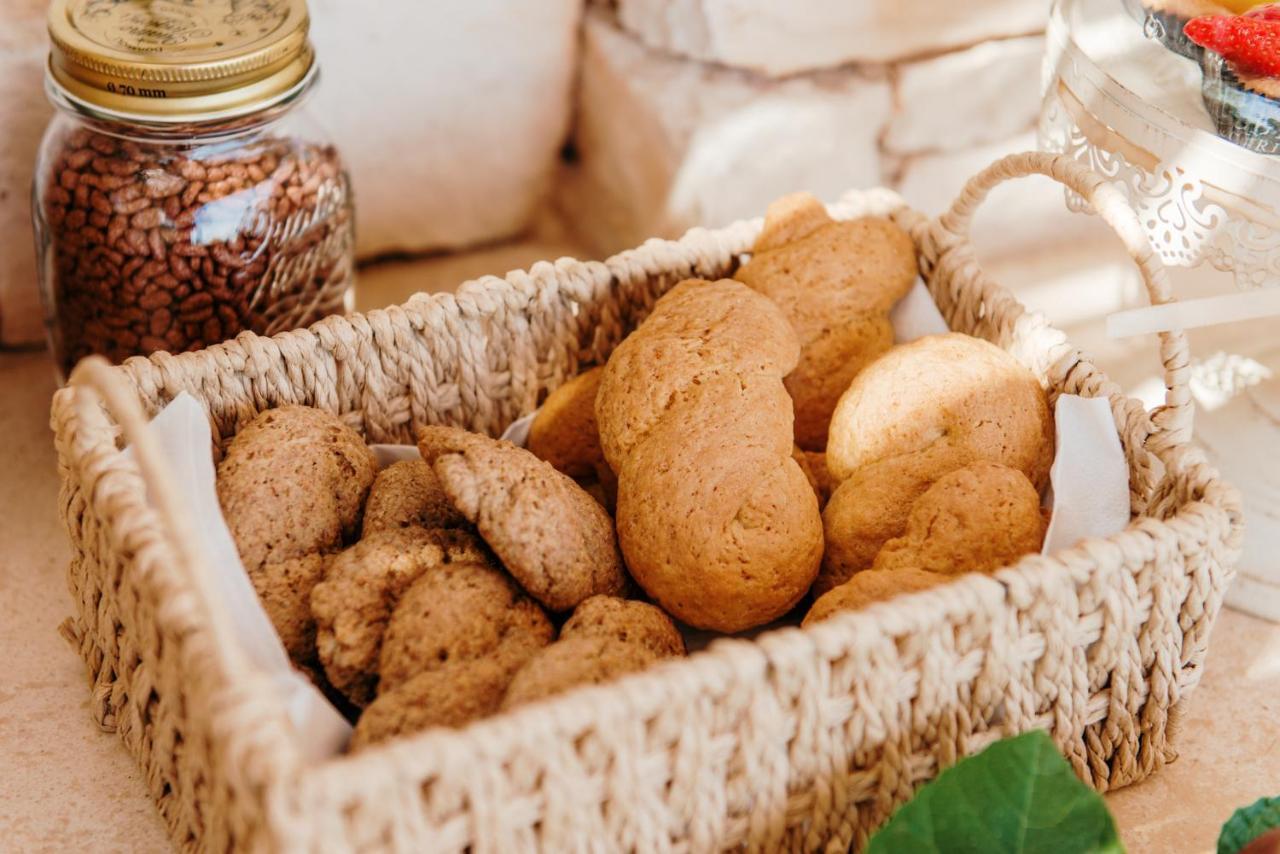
[735,194,918,450]
[803,568,948,627]
[561,595,685,658]
[418,426,628,612]
[378,559,553,694]
[350,658,511,750]
[501,635,668,709]
[826,333,1054,486]
[528,367,607,480]
[310,526,495,706]
[873,462,1046,575]
[595,279,800,467]
[793,446,837,509]
[217,405,377,573]
[250,553,329,665]
[816,455,938,595]
[361,459,467,536]
[597,278,823,633]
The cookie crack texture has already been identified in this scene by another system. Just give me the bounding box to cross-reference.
[598,278,823,632]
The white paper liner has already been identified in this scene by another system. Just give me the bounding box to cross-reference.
[129,394,352,759]
[131,278,1129,757]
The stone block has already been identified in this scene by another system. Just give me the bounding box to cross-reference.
[566,10,892,256]
[612,0,1050,76]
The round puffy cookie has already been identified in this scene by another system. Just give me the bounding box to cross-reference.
[310,526,495,706]
[418,426,628,612]
[561,595,685,658]
[527,367,608,480]
[217,405,377,573]
[350,658,511,750]
[873,462,1046,576]
[501,635,669,709]
[826,333,1055,486]
[377,560,553,694]
[362,459,467,536]
[803,569,949,627]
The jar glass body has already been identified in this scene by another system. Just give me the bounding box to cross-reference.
[32,87,355,379]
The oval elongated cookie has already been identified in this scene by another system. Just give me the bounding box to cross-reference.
[418,426,628,612]
[734,194,918,450]
[310,526,494,707]
[528,367,608,480]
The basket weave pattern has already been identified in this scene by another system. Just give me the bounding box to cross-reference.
[51,153,1242,852]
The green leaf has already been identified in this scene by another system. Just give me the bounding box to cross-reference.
[866,731,1123,854]
[1220,797,1280,854]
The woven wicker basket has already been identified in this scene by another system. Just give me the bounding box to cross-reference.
[51,152,1242,852]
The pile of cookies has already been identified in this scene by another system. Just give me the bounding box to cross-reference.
[215,192,1058,750]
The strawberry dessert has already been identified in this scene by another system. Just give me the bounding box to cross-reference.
[1186,5,1280,152]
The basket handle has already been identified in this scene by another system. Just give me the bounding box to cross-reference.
[67,356,252,681]
[930,151,1192,451]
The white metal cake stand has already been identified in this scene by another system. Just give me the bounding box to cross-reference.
[1040,0,1280,620]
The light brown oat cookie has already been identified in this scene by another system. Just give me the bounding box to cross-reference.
[217,405,377,573]
[734,194,918,450]
[349,659,511,750]
[377,561,553,695]
[418,426,628,612]
[361,459,467,536]
[873,462,1046,576]
[560,595,685,658]
[251,553,329,666]
[803,569,948,627]
[501,635,668,709]
[528,367,608,480]
[309,526,494,707]
[826,333,1054,486]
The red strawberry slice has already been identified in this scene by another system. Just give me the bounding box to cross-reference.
[1186,14,1280,76]
[1246,4,1280,23]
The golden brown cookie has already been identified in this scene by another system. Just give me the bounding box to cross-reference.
[350,659,511,750]
[734,194,918,450]
[501,635,667,709]
[597,278,823,633]
[595,279,800,467]
[310,526,495,707]
[873,462,1046,576]
[816,455,938,595]
[362,459,467,536]
[528,367,607,480]
[826,333,1055,486]
[793,447,837,509]
[418,426,628,612]
[803,569,948,627]
[378,560,553,695]
[561,595,685,658]
[217,405,377,573]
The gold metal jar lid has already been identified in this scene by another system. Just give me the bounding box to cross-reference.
[47,0,313,123]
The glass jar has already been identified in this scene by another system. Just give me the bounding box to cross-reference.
[34,0,354,380]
